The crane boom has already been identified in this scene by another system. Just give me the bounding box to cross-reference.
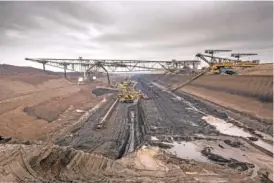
[196,53,239,64]
[205,49,232,55]
[231,53,258,60]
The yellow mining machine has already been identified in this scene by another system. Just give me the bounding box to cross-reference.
[117,80,143,103]
[172,50,260,92]
[209,61,259,74]
[117,80,134,90]
[196,50,259,75]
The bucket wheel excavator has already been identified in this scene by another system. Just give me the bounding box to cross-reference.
[172,50,259,92]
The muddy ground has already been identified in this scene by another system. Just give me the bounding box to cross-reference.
[92,88,118,96]
[57,96,133,159]
[0,65,273,182]
[145,69,273,122]
[4,142,271,183]
[21,75,270,182]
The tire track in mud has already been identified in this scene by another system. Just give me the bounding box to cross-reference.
[56,97,142,159]
[50,76,272,181]
[1,78,273,182]
[136,77,273,154]
[134,77,273,180]
[136,78,218,137]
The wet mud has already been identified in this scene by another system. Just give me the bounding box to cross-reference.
[2,75,272,182]
[92,88,118,96]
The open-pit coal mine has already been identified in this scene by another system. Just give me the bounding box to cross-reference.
[1,2,274,182]
[0,74,273,183]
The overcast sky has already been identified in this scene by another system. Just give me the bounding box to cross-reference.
[0,1,273,70]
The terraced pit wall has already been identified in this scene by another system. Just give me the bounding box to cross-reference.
[147,74,273,123]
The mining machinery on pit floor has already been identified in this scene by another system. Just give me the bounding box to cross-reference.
[117,79,143,103]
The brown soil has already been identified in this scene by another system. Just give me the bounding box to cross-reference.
[0,64,272,182]
[24,87,99,122]
[182,85,273,122]
[0,64,58,75]
[234,63,273,76]
[0,69,106,141]
[0,143,264,182]
[183,74,273,122]
[0,74,71,101]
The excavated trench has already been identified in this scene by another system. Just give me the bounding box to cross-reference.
[56,98,146,160]
[133,77,273,174]
[1,77,273,182]
[31,76,271,181]
[0,78,272,182]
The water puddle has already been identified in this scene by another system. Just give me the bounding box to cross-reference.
[254,130,273,141]
[202,115,273,153]
[150,126,159,130]
[208,144,273,178]
[166,141,209,162]
[253,140,273,153]
[75,109,85,113]
[171,96,182,101]
[151,82,168,91]
[150,82,273,154]
[211,147,248,162]
[183,120,199,127]
[202,115,252,137]
[151,136,159,141]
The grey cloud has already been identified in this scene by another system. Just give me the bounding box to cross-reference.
[0,1,273,66]
[95,1,272,45]
[0,1,114,50]
[0,2,112,31]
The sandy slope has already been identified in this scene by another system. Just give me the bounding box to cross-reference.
[0,65,108,141]
[234,63,273,75]
[0,143,265,182]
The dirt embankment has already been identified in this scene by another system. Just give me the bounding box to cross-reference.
[183,75,273,121]
[24,87,100,122]
[148,64,273,123]
[0,66,107,141]
[1,142,266,183]
[234,63,273,76]
[0,65,69,101]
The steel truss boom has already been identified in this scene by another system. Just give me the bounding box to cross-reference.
[196,53,241,65]
[25,57,200,85]
[231,53,258,61]
[196,53,260,67]
[25,58,200,73]
[205,49,232,55]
